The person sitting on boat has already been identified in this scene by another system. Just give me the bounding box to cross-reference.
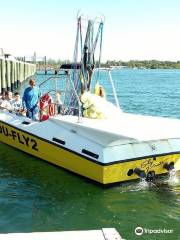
[22,79,41,120]
[0,92,5,104]
[11,92,23,114]
[94,83,106,98]
[99,86,106,98]
[0,94,3,105]
[0,91,13,111]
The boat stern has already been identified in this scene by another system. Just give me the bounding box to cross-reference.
[101,139,180,184]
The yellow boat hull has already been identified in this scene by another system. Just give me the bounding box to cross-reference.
[0,120,179,184]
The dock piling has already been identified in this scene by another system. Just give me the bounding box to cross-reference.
[0,57,36,94]
[0,58,6,92]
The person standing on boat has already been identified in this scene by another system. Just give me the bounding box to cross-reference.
[55,90,63,114]
[22,79,40,120]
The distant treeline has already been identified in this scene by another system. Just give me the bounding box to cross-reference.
[36,59,180,69]
[102,60,180,69]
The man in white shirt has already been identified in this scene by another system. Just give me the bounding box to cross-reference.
[0,91,13,110]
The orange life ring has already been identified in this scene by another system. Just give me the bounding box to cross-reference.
[48,103,55,116]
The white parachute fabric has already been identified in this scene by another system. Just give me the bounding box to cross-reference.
[81,92,122,119]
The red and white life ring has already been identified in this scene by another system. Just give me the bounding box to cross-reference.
[40,93,52,110]
[39,93,55,121]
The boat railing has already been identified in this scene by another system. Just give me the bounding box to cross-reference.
[39,75,67,88]
[39,73,82,122]
[94,67,120,109]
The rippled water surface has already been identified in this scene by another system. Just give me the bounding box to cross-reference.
[0,69,180,240]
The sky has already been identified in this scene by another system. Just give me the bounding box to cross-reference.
[1,0,180,61]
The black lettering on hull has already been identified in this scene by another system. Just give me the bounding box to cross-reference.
[17,133,24,145]
[0,124,39,152]
[31,139,38,151]
[22,135,30,147]
[2,126,9,136]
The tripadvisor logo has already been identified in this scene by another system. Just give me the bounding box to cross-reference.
[135,227,144,236]
[135,226,173,236]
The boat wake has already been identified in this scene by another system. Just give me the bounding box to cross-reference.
[117,179,154,193]
[117,171,180,193]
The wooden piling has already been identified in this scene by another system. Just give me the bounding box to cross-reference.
[0,57,36,94]
[0,59,2,92]
[0,58,6,92]
[6,60,11,91]
[10,60,15,92]
[14,61,17,90]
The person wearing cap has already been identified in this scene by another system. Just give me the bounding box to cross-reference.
[22,79,41,120]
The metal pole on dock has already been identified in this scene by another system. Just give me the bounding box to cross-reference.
[34,52,36,65]
[44,56,47,75]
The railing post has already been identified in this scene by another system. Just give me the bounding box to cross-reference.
[108,70,120,108]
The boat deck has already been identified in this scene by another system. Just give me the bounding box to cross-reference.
[52,112,180,142]
[1,110,180,147]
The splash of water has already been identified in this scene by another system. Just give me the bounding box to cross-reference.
[168,169,179,185]
[137,178,149,189]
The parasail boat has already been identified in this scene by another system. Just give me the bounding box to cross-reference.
[0,16,180,184]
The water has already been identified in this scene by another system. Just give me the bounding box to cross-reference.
[0,69,180,240]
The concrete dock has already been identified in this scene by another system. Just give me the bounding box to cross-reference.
[0,228,123,240]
